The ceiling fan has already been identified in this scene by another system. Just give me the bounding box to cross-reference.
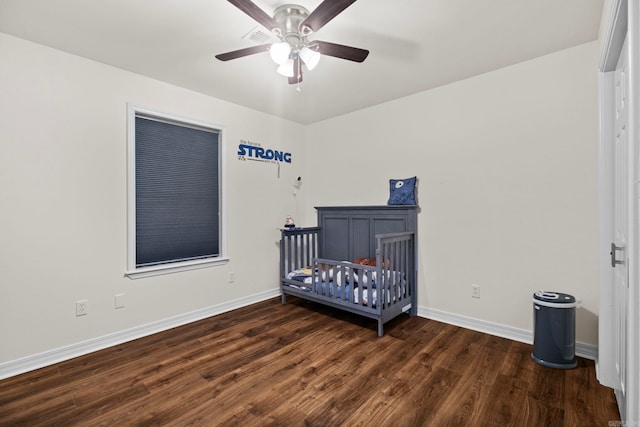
[215,0,369,85]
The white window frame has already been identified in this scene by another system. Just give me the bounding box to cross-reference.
[125,104,228,279]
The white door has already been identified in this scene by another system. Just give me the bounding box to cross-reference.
[612,34,629,413]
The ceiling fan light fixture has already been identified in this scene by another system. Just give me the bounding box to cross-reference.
[299,47,321,70]
[217,0,369,85]
[277,59,295,77]
[269,42,291,65]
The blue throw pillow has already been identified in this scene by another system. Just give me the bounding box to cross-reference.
[388,177,417,205]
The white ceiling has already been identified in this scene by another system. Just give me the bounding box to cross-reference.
[0,0,604,124]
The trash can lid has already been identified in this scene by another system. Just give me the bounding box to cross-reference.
[533,291,576,304]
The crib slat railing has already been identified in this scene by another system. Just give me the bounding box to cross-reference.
[282,229,414,312]
[281,227,320,277]
[312,258,375,305]
[376,232,414,309]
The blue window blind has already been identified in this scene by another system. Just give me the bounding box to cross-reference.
[135,115,220,267]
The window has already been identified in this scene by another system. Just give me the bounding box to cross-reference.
[127,105,227,278]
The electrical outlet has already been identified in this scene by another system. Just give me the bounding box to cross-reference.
[115,293,125,309]
[471,284,480,299]
[228,272,235,283]
[76,300,88,316]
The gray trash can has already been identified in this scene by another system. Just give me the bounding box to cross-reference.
[531,291,577,369]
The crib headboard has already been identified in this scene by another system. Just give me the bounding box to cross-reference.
[316,205,418,261]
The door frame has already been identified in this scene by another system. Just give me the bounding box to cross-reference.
[598,0,639,422]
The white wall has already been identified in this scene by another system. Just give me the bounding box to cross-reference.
[0,33,306,365]
[304,42,601,345]
[0,31,601,372]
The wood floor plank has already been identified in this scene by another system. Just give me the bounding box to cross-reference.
[302,336,405,426]
[391,321,463,378]
[479,373,534,427]
[528,361,566,410]
[41,383,151,426]
[210,331,371,425]
[431,328,492,374]
[499,340,536,379]
[564,357,621,426]
[431,346,506,426]
[522,396,565,427]
[0,296,620,426]
[0,365,63,408]
[337,335,440,425]
[0,392,76,426]
[56,331,169,379]
[380,366,462,426]
[158,317,361,425]
[87,372,210,426]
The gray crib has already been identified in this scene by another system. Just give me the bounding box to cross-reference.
[280,205,418,336]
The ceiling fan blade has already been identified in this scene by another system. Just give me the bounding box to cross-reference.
[313,40,369,63]
[288,57,303,84]
[215,44,271,61]
[227,0,279,33]
[301,0,357,34]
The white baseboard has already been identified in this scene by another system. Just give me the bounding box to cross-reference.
[418,306,598,361]
[0,293,598,381]
[0,288,280,381]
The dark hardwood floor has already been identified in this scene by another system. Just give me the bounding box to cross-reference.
[0,297,619,426]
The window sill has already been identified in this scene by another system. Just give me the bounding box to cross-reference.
[125,257,230,279]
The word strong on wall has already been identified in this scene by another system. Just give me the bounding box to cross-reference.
[237,140,292,164]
